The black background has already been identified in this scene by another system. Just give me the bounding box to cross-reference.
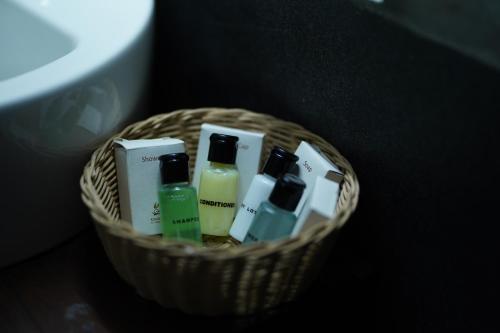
[152,0,500,331]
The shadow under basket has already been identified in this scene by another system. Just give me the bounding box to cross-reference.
[80,108,359,315]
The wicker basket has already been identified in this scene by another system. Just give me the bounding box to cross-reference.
[80,108,359,315]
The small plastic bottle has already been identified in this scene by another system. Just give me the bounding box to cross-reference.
[244,173,306,244]
[198,133,240,236]
[230,146,298,242]
[158,153,201,244]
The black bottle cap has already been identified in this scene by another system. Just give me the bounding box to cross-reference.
[159,153,190,184]
[262,146,299,179]
[207,133,239,164]
[268,173,306,211]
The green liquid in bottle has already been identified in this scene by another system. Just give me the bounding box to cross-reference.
[159,183,202,244]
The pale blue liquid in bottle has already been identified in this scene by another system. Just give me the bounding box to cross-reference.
[244,201,297,243]
[243,173,305,244]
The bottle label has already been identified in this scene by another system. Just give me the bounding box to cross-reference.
[240,202,258,215]
[199,199,235,208]
[171,217,199,224]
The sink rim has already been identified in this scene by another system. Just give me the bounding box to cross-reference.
[0,0,154,109]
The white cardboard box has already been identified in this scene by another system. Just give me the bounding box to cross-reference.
[114,138,185,235]
[293,176,341,235]
[192,123,265,208]
[292,141,343,235]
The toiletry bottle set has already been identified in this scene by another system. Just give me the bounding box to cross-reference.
[153,130,338,244]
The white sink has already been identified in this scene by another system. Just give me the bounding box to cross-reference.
[0,0,154,266]
[0,1,75,81]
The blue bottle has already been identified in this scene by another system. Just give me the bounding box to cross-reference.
[244,173,306,243]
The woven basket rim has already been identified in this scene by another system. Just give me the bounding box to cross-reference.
[80,108,360,259]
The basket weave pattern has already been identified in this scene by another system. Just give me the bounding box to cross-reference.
[80,108,359,315]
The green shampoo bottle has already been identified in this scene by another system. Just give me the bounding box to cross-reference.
[158,153,201,244]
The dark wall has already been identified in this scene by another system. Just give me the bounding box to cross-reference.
[153,1,500,331]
